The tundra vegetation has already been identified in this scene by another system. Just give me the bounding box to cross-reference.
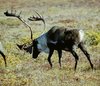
[0,0,100,86]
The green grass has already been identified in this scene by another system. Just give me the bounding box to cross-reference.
[0,0,100,86]
[85,30,100,46]
[0,18,21,27]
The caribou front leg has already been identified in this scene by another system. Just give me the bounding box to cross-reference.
[57,50,62,68]
[48,49,54,68]
[70,50,79,71]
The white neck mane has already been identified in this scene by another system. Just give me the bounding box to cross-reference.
[36,33,49,53]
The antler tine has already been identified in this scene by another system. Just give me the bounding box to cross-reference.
[4,10,18,17]
[34,10,42,19]
[28,11,46,30]
[34,11,46,30]
[18,11,22,17]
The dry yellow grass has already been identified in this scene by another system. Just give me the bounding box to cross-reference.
[0,0,100,86]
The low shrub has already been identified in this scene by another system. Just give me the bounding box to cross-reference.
[85,30,100,46]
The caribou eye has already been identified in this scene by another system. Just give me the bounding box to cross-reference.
[33,39,38,46]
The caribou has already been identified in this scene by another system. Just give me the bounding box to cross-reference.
[17,26,93,70]
[0,42,7,67]
[4,10,93,70]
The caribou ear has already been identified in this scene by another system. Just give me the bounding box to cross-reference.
[16,44,25,50]
[23,45,32,54]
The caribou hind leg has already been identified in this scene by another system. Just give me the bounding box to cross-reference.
[0,50,7,67]
[78,42,94,69]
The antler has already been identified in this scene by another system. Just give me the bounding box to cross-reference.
[4,10,33,40]
[28,11,45,30]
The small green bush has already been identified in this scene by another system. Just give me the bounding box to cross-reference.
[85,30,100,46]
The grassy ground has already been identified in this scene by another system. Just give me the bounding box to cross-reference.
[0,0,100,86]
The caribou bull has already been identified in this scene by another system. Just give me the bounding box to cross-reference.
[17,26,93,70]
[4,10,93,70]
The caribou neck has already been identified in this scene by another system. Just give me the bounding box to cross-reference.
[36,33,50,53]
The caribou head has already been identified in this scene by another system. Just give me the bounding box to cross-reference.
[4,9,46,59]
